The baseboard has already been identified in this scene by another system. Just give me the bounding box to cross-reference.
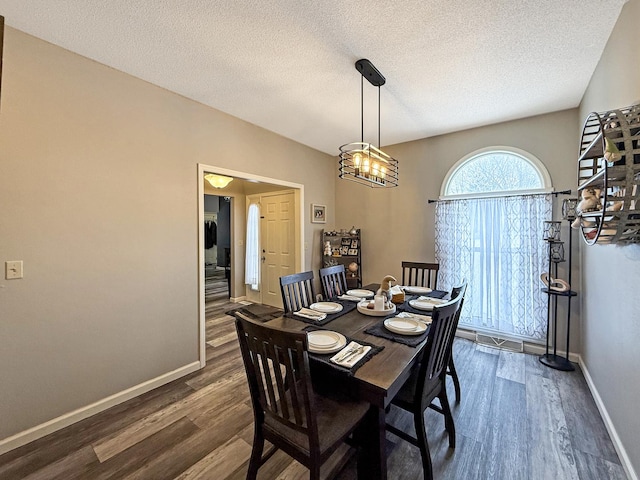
[455,328,580,363]
[578,355,638,480]
[0,361,201,456]
[230,295,246,302]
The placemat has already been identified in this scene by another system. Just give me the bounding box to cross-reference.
[364,317,430,347]
[287,300,357,326]
[302,326,384,376]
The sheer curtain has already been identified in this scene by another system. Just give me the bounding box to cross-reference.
[245,203,260,290]
[435,194,551,341]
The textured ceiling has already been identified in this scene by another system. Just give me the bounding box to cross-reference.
[0,0,628,154]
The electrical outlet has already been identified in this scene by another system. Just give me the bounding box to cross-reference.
[6,261,23,279]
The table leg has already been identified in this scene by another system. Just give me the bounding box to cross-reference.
[356,404,387,480]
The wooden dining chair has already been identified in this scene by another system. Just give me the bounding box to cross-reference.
[319,264,348,300]
[446,281,468,403]
[279,271,316,314]
[235,312,369,480]
[385,292,464,480]
[401,261,440,290]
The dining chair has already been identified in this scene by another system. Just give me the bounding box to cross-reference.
[235,312,369,480]
[447,281,468,403]
[385,292,464,480]
[279,271,316,314]
[319,264,348,300]
[401,261,440,290]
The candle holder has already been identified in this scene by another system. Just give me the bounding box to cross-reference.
[549,242,565,262]
[562,198,579,221]
[543,221,561,241]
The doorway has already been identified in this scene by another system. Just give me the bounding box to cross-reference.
[204,194,231,302]
[197,164,305,366]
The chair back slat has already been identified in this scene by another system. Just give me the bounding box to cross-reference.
[319,265,348,299]
[401,261,439,290]
[280,271,316,313]
[235,313,318,440]
[415,292,463,403]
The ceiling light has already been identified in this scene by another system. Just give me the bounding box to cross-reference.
[204,174,234,188]
[339,59,398,188]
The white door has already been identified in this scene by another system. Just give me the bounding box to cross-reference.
[261,191,295,308]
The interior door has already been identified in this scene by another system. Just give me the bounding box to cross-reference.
[261,191,295,308]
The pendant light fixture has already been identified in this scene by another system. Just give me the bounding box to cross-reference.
[339,59,398,188]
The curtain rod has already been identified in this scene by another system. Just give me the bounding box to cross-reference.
[427,189,573,204]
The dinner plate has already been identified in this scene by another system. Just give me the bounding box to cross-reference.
[346,289,375,298]
[307,331,347,354]
[356,301,397,317]
[409,298,447,311]
[384,317,428,336]
[403,285,433,295]
[310,302,343,313]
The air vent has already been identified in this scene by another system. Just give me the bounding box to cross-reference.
[475,333,523,352]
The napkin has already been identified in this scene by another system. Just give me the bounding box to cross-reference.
[396,311,432,324]
[337,294,362,302]
[294,308,327,321]
[330,341,371,368]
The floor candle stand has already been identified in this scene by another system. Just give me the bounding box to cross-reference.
[540,218,577,371]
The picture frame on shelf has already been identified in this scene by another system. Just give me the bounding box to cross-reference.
[341,238,351,246]
[350,239,359,248]
[311,204,326,223]
[348,248,358,256]
[340,246,349,255]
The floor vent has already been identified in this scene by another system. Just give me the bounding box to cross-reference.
[475,333,524,353]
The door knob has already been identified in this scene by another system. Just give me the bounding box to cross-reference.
[261,256,266,262]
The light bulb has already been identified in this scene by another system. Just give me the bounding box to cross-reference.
[380,166,386,179]
[363,157,370,173]
[353,152,362,167]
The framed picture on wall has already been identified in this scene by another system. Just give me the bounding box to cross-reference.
[311,204,326,223]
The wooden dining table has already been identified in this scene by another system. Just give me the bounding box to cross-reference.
[265,284,439,480]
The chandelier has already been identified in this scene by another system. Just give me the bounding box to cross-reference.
[339,59,398,188]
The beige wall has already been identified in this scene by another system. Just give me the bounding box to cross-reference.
[579,0,640,475]
[0,28,334,441]
[337,109,580,349]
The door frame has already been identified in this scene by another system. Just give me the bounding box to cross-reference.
[197,164,304,367]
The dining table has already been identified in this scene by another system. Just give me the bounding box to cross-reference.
[264,283,449,480]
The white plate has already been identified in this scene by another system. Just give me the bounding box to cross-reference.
[356,301,397,317]
[307,331,347,354]
[384,318,428,336]
[346,289,375,298]
[409,298,447,311]
[403,286,433,295]
[310,302,343,313]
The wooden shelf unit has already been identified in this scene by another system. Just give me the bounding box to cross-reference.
[322,229,362,289]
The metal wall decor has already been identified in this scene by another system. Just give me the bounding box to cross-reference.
[339,59,399,188]
[549,242,565,262]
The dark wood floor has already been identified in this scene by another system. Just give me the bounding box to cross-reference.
[0,281,627,479]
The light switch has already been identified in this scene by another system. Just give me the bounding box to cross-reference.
[5,261,23,279]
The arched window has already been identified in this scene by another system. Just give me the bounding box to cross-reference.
[435,147,553,341]
[442,146,552,198]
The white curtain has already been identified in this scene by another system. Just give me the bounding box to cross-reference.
[435,194,552,341]
[245,203,260,290]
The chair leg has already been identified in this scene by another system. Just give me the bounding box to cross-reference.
[438,387,456,449]
[413,409,434,480]
[448,356,461,404]
[247,425,265,480]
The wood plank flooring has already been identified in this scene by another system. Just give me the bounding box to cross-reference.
[0,291,627,480]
